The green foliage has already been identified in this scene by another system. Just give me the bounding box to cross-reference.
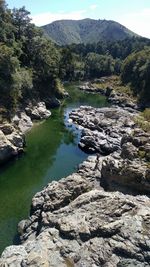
[53,78,65,98]
[12,6,31,40]
[142,108,150,121]
[0,44,20,109]
[66,37,150,60]
[0,1,63,113]
[0,0,149,114]
[0,0,15,45]
[85,53,115,78]
[121,48,150,103]
[134,108,150,132]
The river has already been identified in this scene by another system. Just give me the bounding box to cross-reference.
[0,83,108,254]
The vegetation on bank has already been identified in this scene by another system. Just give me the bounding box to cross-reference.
[93,76,133,97]
[121,47,150,104]
[0,0,64,116]
[0,0,150,119]
[135,108,150,132]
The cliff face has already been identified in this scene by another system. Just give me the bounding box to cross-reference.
[1,106,150,267]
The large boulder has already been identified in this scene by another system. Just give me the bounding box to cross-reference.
[0,130,18,164]
[25,102,51,120]
[12,112,33,133]
[101,155,150,193]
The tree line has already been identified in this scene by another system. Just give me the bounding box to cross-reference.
[0,0,64,114]
[0,0,150,114]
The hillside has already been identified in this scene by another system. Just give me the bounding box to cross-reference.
[42,18,138,45]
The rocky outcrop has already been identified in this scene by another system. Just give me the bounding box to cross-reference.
[79,81,138,109]
[25,102,51,120]
[12,112,33,133]
[79,82,105,94]
[70,106,136,154]
[70,106,150,194]
[107,89,138,109]
[0,102,51,164]
[1,104,150,266]
[1,156,150,266]
[0,130,22,164]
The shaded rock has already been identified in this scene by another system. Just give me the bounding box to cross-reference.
[44,97,60,108]
[12,112,33,133]
[0,130,18,164]
[121,142,138,160]
[7,132,25,149]
[0,123,14,135]
[25,102,51,120]
[101,156,150,193]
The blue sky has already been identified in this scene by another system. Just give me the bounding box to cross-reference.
[6,0,150,38]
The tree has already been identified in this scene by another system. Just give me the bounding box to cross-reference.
[12,6,31,40]
[85,53,115,78]
[0,0,15,44]
[121,47,150,103]
[0,44,21,109]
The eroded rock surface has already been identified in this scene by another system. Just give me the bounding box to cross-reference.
[1,155,150,266]
[25,102,51,120]
[70,106,150,194]
[70,106,136,154]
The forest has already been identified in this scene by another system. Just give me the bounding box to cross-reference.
[0,0,150,115]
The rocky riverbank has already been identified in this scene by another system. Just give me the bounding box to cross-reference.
[0,103,150,266]
[0,102,51,164]
[79,79,138,110]
[70,106,150,194]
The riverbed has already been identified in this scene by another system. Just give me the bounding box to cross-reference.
[0,83,108,254]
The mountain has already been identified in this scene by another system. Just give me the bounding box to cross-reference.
[41,18,138,46]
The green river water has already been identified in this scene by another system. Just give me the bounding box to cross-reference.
[0,84,108,254]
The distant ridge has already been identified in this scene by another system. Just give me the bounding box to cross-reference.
[41,18,138,45]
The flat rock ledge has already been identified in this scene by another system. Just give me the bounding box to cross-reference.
[1,106,150,266]
[0,102,51,164]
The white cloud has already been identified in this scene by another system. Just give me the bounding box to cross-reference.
[90,4,98,10]
[31,10,86,26]
[118,8,150,38]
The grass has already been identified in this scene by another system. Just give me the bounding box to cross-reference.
[93,75,134,98]
[142,108,150,121]
[135,108,150,132]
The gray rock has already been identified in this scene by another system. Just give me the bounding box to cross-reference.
[0,130,18,164]
[1,168,150,266]
[0,123,15,135]
[70,106,135,155]
[121,142,138,160]
[25,102,51,120]
[7,132,25,149]
[12,112,33,133]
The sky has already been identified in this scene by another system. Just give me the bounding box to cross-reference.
[6,0,150,38]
